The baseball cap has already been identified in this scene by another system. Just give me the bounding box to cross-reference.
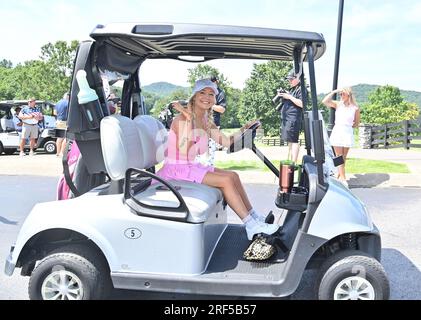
[286,69,297,80]
[192,79,218,96]
[28,97,36,102]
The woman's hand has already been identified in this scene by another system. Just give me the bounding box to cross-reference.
[322,89,341,109]
[171,101,193,121]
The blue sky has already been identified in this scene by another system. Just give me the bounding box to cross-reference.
[1,0,420,93]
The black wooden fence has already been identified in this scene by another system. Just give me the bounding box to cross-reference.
[369,120,421,149]
[257,120,421,149]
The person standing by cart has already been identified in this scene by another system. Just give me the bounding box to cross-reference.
[54,92,70,157]
[18,98,43,156]
[277,70,305,163]
[322,87,360,185]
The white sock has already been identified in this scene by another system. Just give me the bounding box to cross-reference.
[242,214,258,229]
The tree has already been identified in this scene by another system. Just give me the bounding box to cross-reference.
[11,60,56,100]
[0,66,16,99]
[150,88,189,117]
[142,91,159,114]
[0,59,13,68]
[40,40,79,77]
[39,40,79,101]
[238,60,293,137]
[0,40,79,102]
[361,85,419,125]
[220,87,241,128]
[187,65,223,87]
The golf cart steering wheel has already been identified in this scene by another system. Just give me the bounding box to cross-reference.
[228,120,261,153]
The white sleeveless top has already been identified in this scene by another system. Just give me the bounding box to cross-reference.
[334,102,357,127]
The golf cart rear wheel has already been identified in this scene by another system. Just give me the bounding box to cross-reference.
[28,244,111,300]
[43,140,57,154]
[4,149,16,155]
[316,250,390,300]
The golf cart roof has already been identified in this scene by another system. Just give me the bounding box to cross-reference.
[0,102,15,109]
[90,23,326,62]
[0,100,55,107]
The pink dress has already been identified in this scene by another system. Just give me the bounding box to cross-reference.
[156,119,215,184]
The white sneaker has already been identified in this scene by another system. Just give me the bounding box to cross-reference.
[254,211,274,224]
[339,179,349,188]
[255,215,265,223]
[29,150,35,156]
[246,221,280,241]
[19,151,26,157]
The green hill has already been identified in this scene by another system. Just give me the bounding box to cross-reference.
[318,84,421,107]
[142,82,189,97]
[145,81,421,107]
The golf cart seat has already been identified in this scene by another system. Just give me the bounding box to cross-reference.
[100,114,223,223]
[1,116,14,132]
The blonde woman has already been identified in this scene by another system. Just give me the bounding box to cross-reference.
[156,79,279,240]
[322,87,360,185]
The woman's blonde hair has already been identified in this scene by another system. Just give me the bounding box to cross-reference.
[341,87,358,106]
[188,92,216,158]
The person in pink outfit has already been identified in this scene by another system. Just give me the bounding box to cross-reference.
[322,87,360,185]
[156,79,279,240]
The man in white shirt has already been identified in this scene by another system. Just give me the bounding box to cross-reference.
[18,98,43,156]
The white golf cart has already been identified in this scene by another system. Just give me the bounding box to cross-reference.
[5,23,389,300]
[0,100,57,155]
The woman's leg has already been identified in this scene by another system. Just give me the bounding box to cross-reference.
[341,147,350,179]
[333,146,346,180]
[290,142,300,163]
[202,171,249,219]
[213,168,252,211]
[202,170,279,240]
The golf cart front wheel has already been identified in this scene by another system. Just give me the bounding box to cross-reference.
[316,250,390,300]
[28,244,111,300]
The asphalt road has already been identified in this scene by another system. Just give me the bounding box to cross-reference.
[1,175,421,300]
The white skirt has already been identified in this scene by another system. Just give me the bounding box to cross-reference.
[330,125,354,147]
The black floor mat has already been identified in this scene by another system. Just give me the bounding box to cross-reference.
[205,225,286,280]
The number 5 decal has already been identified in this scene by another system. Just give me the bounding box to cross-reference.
[124,228,142,239]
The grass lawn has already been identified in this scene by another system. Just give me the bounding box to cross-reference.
[345,158,410,174]
[215,157,409,174]
[221,128,240,135]
[215,160,267,171]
